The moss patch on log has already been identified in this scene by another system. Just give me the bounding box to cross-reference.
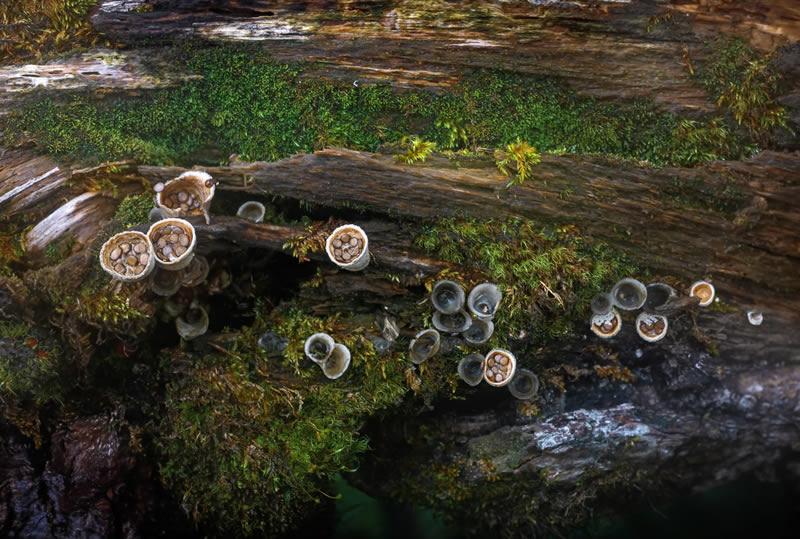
[4,44,758,167]
[415,217,641,348]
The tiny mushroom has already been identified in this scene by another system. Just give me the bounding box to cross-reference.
[690,280,715,307]
[409,329,441,365]
[590,309,622,339]
[484,349,516,387]
[457,354,485,386]
[326,224,370,271]
[635,312,668,342]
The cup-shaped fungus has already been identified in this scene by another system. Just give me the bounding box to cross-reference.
[432,309,472,335]
[590,309,622,338]
[321,343,351,379]
[326,224,370,271]
[149,266,183,296]
[431,280,465,314]
[180,255,209,288]
[484,349,516,387]
[457,354,485,386]
[147,218,196,271]
[635,312,668,342]
[155,171,216,224]
[467,283,502,320]
[611,278,647,311]
[508,369,540,400]
[409,329,440,364]
[747,310,763,326]
[236,201,266,223]
[100,231,156,282]
[304,333,336,364]
[590,293,614,316]
[643,282,677,312]
[175,302,209,341]
[462,318,494,345]
[690,280,715,307]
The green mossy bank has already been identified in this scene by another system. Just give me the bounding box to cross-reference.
[2,42,774,167]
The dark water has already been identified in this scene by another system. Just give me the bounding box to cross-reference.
[333,476,797,539]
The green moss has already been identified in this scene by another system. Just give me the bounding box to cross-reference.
[158,304,414,536]
[113,193,154,228]
[4,44,755,167]
[0,321,65,403]
[696,34,790,145]
[415,218,641,348]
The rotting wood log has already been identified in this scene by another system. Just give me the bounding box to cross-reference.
[90,0,800,115]
[135,147,800,322]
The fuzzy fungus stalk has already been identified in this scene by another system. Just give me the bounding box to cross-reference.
[484,349,516,387]
[432,309,472,335]
[155,171,216,224]
[304,333,336,364]
[99,230,156,282]
[590,308,622,338]
[321,343,351,379]
[326,224,370,271]
[457,354,485,386]
[236,201,266,223]
[508,369,540,400]
[690,280,715,307]
[467,283,502,320]
[635,312,669,342]
[431,280,466,314]
[409,329,441,365]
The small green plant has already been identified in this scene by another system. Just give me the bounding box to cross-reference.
[717,56,791,145]
[395,135,437,164]
[494,139,541,187]
[435,118,469,149]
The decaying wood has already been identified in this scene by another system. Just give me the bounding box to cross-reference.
[136,147,800,322]
[90,0,799,115]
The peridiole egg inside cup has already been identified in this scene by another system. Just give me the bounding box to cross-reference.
[635,312,668,342]
[690,280,715,307]
[467,283,502,320]
[154,171,216,224]
[99,230,156,282]
[590,309,622,339]
[431,280,466,314]
[484,349,516,387]
[147,218,196,271]
[326,224,370,271]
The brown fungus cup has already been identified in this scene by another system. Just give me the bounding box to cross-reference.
[99,230,156,282]
[326,224,370,271]
[147,218,196,271]
[154,171,216,224]
[484,349,517,387]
